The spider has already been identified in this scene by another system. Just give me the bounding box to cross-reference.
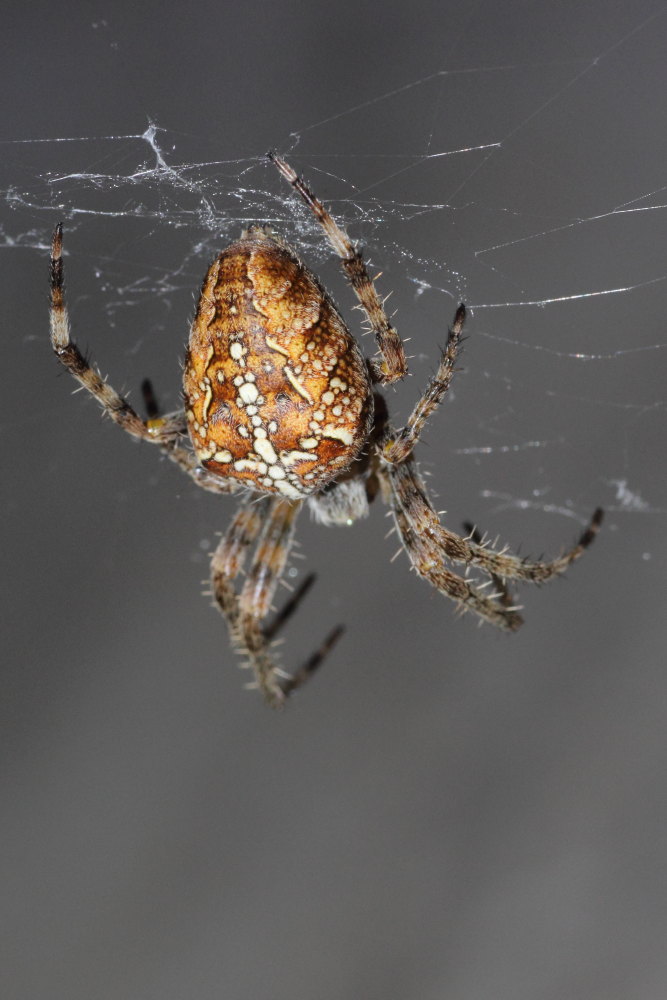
[49,152,603,708]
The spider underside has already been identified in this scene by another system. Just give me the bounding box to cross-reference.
[49,152,603,708]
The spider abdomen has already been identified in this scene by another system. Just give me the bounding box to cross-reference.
[184,227,373,498]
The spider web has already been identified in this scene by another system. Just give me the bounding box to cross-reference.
[5,7,666,548]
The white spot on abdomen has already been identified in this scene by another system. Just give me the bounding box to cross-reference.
[239,382,259,404]
[322,424,354,445]
[254,436,278,465]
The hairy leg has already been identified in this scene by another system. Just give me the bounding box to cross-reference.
[269,152,408,384]
[382,304,466,464]
[50,224,234,495]
[210,496,343,706]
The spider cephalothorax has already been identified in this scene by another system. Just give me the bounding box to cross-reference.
[49,151,602,708]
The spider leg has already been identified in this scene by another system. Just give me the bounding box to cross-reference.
[210,496,343,707]
[263,572,317,641]
[140,378,193,438]
[49,224,235,496]
[268,151,408,385]
[463,521,515,609]
[461,508,604,583]
[391,502,523,630]
[209,495,271,649]
[382,304,466,464]
[391,459,602,584]
[388,457,602,626]
[140,377,162,422]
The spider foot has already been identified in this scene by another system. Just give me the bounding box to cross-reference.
[264,573,317,641]
[256,583,345,707]
[274,624,345,702]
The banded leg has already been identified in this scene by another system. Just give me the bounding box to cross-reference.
[382,303,466,465]
[209,495,271,657]
[387,458,523,629]
[263,573,317,641]
[392,504,523,631]
[463,521,515,610]
[269,151,408,384]
[210,496,343,707]
[391,459,602,586]
[384,453,524,629]
[49,224,234,496]
[388,457,602,630]
[461,507,604,583]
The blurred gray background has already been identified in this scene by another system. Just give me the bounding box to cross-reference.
[3,1,667,998]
